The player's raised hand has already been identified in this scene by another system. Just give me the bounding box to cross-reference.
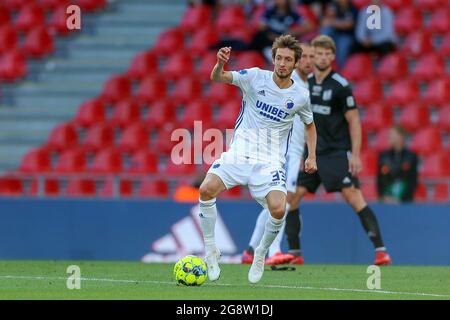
[217,47,231,65]
[349,155,362,176]
[304,157,317,174]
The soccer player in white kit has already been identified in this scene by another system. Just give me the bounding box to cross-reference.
[242,43,316,266]
[198,35,317,284]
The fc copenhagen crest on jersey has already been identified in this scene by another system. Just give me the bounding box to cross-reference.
[285,99,294,109]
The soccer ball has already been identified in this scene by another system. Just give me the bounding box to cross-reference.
[173,255,208,286]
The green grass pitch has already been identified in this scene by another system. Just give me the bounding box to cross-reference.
[0,260,449,300]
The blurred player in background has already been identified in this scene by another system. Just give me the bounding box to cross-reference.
[241,43,315,266]
[273,35,392,266]
[198,35,317,284]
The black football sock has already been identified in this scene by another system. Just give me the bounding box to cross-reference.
[246,246,254,255]
[357,206,385,249]
[285,208,302,255]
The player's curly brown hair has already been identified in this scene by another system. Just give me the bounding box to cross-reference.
[272,34,303,63]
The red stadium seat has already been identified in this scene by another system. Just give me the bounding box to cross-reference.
[423,77,450,107]
[154,124,178,155]
[341,54,373,81]
[383,0,412,10]
[0,5,11,27]
[372,128,391,152]
[73,0,106,12]
[163,52,193,80]
[39,0,70,10]
[196,51,217,80]
[65,178,96,197]
[421,153,449,178]
[48,5,72,36]
[361,102,393,132]
[19,148,51,173]
[386,79,419,107]
[46,122,78,152]
[22,27,54,58]
[126,50,158,81]
[138,179,169,198]
[171,77,202,104]
[0,50,27,81]
[411,53,444,82]
[351,0,370,9]
[433,184,449,202]
[213,100,242,129]
[144,99,176,129]
[117,123,150,152]
[398,103,430,132]
[221,186,242,199]
[401,31,433,57]
[2,0,29,11]
[74,98,105,128]
[410,127,442,156]
[164,160,196,176]
[99,177,133,198]
[360,180,378,201]
[298,4,320,26]
[109,99,140,128]
[100,75,132,105]
[394,8,422,35]
[414,183,427,202]
[249,4,266,29]
[353,77,383,106]
[30,178,60,197]
[15,4,45,33]
[54,148,87,173]
[135,76,167,105]
[377,52,408,82]
[0,25,18,54]
[415,0,447,11]
[179,4,211,32]
[153,27,184,56]
[215,5,246,33]
[427,9,450,34]
[204,82,239,105]
[234,52,266,70]
[440,33,450,57]
[359,151,377,177]
[225,27,255,44]
[0,176,23,196]
[189,28,219,57]
[90,148,122,173]
[127,150,158,174]
[178,100,212,129]
[81,123,114,152]
[436,105,450,132]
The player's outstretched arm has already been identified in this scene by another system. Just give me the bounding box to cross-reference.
[304,122,317,174]
[210,47,233,84]
[345,109,363,176]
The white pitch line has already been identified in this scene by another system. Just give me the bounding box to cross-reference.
[0,275,449,298]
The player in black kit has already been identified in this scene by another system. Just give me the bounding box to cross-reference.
[276,35,392,266]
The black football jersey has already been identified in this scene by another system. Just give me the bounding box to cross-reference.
[307,70,357,155]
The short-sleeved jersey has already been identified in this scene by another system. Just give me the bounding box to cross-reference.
[229,67,313,166]
[307,70,357,155]
[289,70,309,156]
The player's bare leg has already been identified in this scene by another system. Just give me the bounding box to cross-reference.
[249,191,286,283]
[198,173,227,281]
[341,186,392,265]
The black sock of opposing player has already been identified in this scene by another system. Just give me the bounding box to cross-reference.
[285,208,302,255]
[357,206,385,249]
[246,246,254,255]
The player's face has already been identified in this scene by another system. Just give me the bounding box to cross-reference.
[298,45,315,76]
[273,47,297,79]
[314,47,335,71]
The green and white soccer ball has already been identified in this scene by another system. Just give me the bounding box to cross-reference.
[173,255,208,286]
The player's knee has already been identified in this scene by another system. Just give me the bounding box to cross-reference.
[199,183,217,201]
[269,204,286,220]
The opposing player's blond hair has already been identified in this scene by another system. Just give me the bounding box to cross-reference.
[272,34,303,63]
[311,35,336,54]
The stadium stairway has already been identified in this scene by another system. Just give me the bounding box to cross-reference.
[0,0,186,173]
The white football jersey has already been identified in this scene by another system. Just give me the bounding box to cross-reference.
[228,67,313,166]
[289,69,309,157]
